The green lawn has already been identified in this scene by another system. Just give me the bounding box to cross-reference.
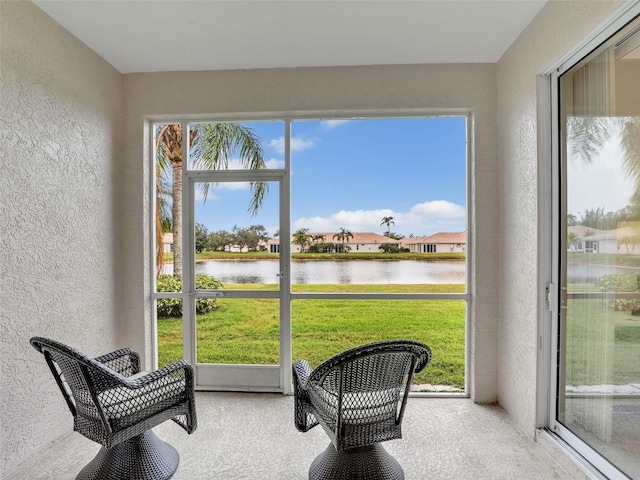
[156,275,640,390]
[566,279,640,386]
[157,283,466,388]
[566,297,640,386]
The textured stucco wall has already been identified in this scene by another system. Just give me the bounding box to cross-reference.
[495,0,622,436]
[0,0,123,475]
[122,64,500,402]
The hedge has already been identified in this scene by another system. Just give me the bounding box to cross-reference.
[156,274,223,317]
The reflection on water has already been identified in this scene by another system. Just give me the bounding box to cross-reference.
[162,260,640,285]
[568,263,640,284]
[163,259,466,284]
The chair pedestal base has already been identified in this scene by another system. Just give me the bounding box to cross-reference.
[77,430,179,480]
[309,442,404,480]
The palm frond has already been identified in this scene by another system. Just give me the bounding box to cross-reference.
[191,123,269,213]
[567,116,614,164]
[621,117,640,188]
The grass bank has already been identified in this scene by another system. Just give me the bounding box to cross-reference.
[566,288,640,386]
[157,283,466,388]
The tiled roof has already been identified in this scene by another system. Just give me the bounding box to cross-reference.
[570,224,640,241]
[567,225,605,238]
[401,232,466,245]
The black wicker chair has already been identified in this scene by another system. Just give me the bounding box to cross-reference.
[30,336,197,480]
[293,339,431,480]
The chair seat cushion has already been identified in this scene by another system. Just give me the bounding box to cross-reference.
[311,387,401,426]
[97,374,186,419]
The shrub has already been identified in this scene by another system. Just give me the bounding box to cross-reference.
[379,243,401,253]
[156,274,223,318]
[308,242,338,253]
[595,273,640,313]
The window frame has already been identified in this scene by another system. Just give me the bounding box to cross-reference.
[150,112,472,395]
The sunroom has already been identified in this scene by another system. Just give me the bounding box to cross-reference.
[3,1,640,479]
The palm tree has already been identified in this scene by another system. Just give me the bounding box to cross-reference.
[380,216,395,236]
[312,233,326,244]
[567,116,612,165]
[619,118,640,204]
[156,123,267,277]
[155,153,172,273]
[333,227,354,253]
[309,233,326,253]
[293,228,310,253]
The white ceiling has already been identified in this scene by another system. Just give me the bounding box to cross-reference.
[33,0,548,74]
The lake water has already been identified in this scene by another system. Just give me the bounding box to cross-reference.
[163,259,466,284]
[567,263,640,283]
[161,260,640,285]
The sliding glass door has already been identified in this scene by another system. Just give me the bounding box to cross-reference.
[553,16,640,479]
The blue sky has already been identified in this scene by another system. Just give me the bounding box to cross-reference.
[192,117,467,238]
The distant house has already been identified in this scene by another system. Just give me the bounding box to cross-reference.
[270,232,400,253]
[266,237,280,253]
[568,224,640,254]
[162,232,173,253]
[401,232,466,253]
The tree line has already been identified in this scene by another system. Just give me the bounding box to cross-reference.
[192,222,406,255]
[195,224,270,253]
[568,206,640,230]
[291,227,355,253]
[192,215,409,254]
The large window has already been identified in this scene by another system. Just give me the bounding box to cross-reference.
[152,116,468,394]
[551,13,640,479]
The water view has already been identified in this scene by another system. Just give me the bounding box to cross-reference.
[160,259,640,285]
[163,259,466,284]
[567,263,640,283]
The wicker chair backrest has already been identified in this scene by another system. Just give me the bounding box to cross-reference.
[327,352,414,393]
[310,339,431,389]
[305,339,431,450]
[30,337,134,422]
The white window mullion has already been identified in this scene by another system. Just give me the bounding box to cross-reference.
[280,119,292,394]
[182,122,197,367]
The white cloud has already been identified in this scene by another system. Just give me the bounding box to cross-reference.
[268,136,318,155]
[194,182,248,202]
[194,188,221,203]
[405,201,466,220]
[320,120,351,129]
[293,201,466,236]
[217,182,250,191]
[265,157,285,169]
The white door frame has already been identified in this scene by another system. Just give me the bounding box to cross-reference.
[182,122,292,393]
